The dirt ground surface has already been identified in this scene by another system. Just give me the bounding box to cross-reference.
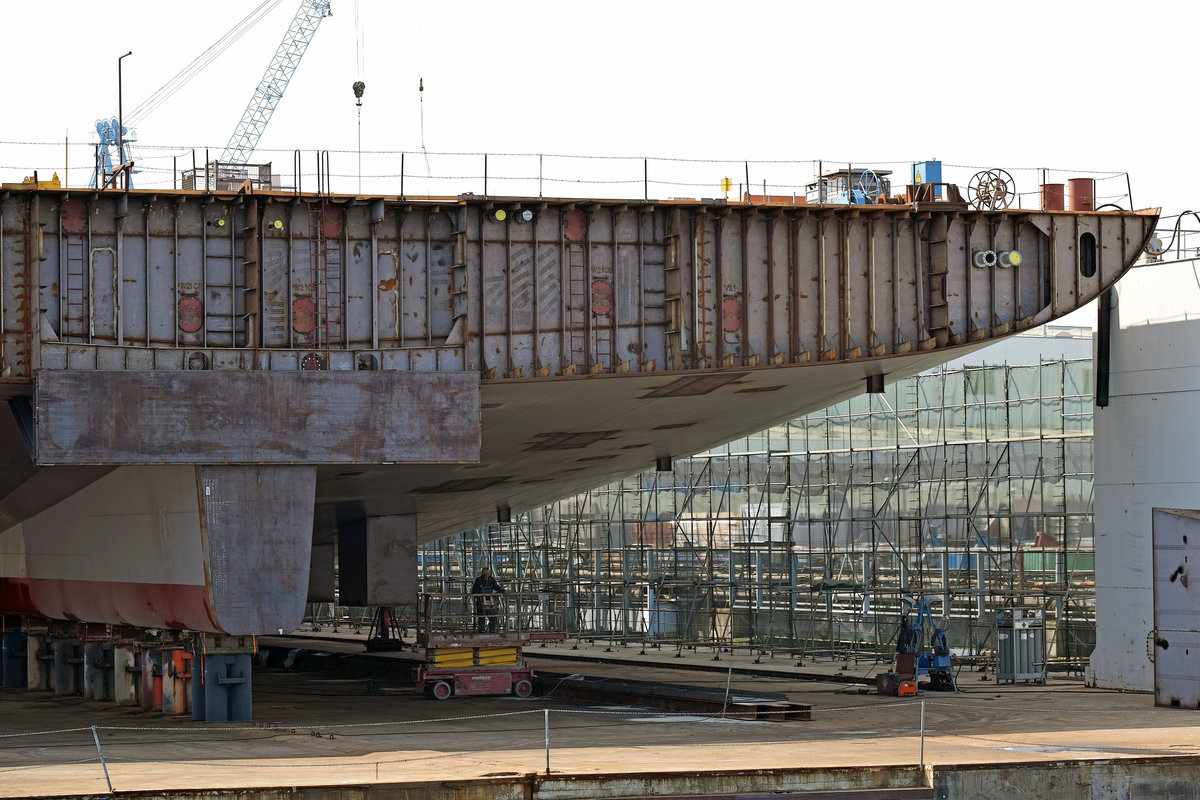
[2,633,1199,797]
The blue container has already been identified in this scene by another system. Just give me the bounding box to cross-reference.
[912,160,942,198]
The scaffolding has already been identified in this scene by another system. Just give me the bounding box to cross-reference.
[419,356,1097,673]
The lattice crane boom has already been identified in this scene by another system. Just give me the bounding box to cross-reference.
[220,0,332,165]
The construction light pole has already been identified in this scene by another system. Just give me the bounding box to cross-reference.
[118,50,132,189]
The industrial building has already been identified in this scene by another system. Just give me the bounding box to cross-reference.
[1088,256,1200,703]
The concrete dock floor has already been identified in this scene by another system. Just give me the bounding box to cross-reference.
[2,633,1200,798]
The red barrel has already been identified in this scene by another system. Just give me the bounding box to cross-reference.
[1067,178,1094,211]
[1040,183,1065,211]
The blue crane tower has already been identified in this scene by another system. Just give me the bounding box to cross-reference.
[221,0,332,164]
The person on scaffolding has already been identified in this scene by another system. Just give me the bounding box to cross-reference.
[471,566,505,634]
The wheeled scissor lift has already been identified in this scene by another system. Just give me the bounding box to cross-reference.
[415,591,566,700]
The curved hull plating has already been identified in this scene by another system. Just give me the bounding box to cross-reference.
[0,465,315,633]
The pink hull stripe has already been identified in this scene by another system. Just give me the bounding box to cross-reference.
[0,577,217,631]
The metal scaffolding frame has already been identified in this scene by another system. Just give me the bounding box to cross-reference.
[419,357,1096,672]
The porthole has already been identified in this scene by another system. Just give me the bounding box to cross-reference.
[1080,233,1097,278]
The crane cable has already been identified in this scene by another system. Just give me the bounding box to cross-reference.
[354,0,366,192]
[420,78,431,176]
[354,0,366,79]
[125,0,285,128]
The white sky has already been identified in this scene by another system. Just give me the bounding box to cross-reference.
[2,1,1195,227]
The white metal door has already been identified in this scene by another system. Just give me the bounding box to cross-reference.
[1152,507,1200,708]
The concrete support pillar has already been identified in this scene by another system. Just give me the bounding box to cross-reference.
[139,649,163,711]
[53,638,83,695]
[162,650,192,715]
[112,645,138,705]
[82,642,112,701]
[26,634,52,691]
[308,541,336,604]
[338,515,418,607]
[191,636,253,722]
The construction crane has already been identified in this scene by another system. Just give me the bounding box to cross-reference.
[90,0,330,187]
[220,0,332,165]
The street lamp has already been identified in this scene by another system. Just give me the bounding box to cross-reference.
[118,50,132,189]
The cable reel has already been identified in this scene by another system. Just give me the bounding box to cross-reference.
[968,169,1016,210]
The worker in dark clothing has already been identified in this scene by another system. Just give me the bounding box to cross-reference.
[471,566,505,633]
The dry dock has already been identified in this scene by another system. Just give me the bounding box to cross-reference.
[2,635,1199,799]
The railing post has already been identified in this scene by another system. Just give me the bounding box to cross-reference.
[92,725,114,792]
[919,699,926,769]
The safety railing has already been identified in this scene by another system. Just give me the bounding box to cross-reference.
[416,591,568,648]
[1,138,1138,212]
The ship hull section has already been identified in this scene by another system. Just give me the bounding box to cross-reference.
[0,188,1159,631]
[0,464,316,633]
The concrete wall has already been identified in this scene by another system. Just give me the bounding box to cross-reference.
[1088,262,1200,691]
[934,757,1200,800]
[65,758,1200,799]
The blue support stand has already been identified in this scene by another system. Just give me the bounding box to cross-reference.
[192,647,253,722]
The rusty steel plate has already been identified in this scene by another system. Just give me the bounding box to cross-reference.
[177,296,204,333]
[59,198,87,234]
[34,370,480,465]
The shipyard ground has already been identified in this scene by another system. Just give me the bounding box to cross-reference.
[2,635,1199,799]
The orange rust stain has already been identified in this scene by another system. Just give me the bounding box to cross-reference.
[378,278,398,292]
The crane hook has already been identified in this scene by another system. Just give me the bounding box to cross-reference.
[352,80,366,106]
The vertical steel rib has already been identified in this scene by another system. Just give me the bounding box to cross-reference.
[116,205,123,347]
[817,217,827,354]
[740,211,749,364]
[557,209,567,372]
[173,201,179,348]
[584,208,593,372]
[532,211,540,372]
[230,204,238,346]
[399,209,408,346]
[867,216,876,349]
[285,206,294,349]
[144,202,151,347]
[788,214,799,361]
[425,211,433,347]
[714,213,725,365]
[201,206,208,349]
[766,215,776,361]
[504,211,513,373]
[370,211,379,350]
[913,217,925,338]
[637,208,646,369]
